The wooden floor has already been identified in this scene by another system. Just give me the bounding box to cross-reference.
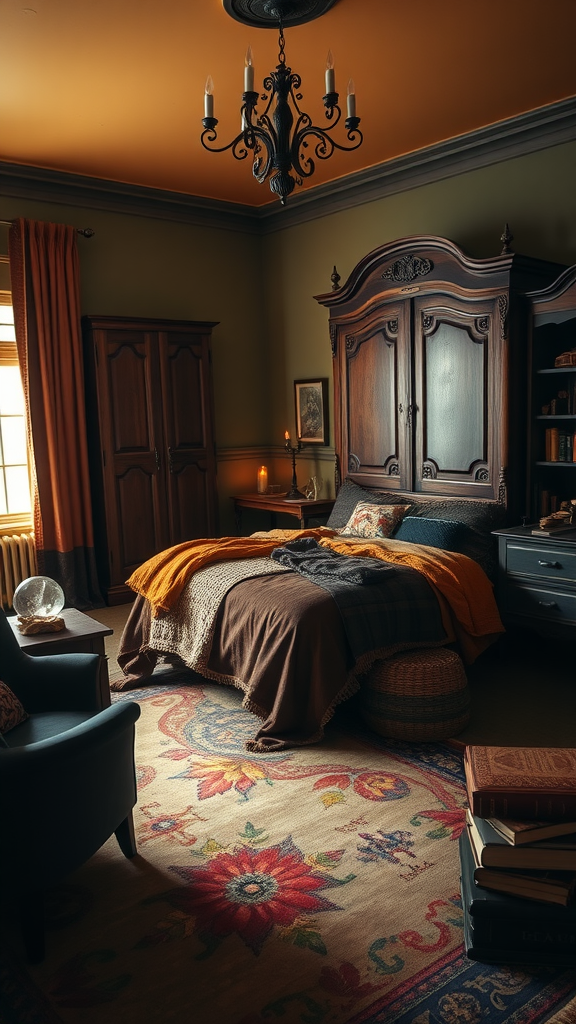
[90,603,575,749]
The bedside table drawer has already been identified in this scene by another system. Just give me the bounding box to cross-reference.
[506,542,576,583]
[505,582,576,624]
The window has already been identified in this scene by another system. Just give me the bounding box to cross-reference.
[0,289,32,529]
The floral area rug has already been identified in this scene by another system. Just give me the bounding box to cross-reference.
[2,682,575,1024]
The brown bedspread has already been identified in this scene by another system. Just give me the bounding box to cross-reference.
[116,572,448,752]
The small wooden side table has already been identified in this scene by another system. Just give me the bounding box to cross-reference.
[232,493,335,532]
[7,607,113,708]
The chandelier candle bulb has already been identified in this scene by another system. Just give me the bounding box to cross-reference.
[204,76,214,118]
[347,79,356,118]
[244,46,254,92]
[257,466,268,494]
[325,51,335,94]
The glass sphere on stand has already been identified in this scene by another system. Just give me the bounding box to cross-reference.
[12,576,65,618]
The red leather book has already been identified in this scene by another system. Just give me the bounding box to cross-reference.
[464,746,576,821]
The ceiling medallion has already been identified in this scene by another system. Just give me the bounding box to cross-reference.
[202,1,362,205]
[222,0,339,28]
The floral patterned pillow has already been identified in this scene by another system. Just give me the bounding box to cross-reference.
[0,680,28,734]
[340,501,411,539]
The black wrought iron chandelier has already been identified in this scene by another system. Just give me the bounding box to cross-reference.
[201,0,363,206]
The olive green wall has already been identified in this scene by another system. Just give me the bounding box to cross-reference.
[0,196,267,452]
[262,139,576,505]
[2,138,576,534]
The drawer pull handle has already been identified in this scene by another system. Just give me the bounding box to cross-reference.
[538,600,558,609]
[538,560,561,568]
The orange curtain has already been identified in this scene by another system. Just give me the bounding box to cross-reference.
[8,218,102,608]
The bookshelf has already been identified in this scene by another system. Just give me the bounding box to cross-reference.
[527,268,576,522]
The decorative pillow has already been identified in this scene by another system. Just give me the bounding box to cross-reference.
[340,502,411,539]
[0,680,28,734]
[406,499,505,580]
[394,516,468,551]
[327,478,411,529]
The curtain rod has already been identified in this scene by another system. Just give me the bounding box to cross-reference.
[0,219,94,237]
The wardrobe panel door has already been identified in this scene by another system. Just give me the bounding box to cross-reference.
[93,330,168,585]
[342,304,411,490]
[160,331,217,541]
[413,296,500,498]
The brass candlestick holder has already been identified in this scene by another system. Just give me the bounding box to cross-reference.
[284,436,306,500]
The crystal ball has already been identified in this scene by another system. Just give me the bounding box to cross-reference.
[12,576,65,618]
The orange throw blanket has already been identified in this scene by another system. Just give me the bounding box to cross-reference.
[125,529,336,616]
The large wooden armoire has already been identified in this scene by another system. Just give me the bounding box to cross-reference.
[315,236,565,523]
[83,316,218,604]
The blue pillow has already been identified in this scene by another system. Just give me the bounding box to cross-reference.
[394,516,467,551]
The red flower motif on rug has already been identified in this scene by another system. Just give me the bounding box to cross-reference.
[158,836,343,954]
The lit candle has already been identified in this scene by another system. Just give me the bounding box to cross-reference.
[244,45,254,92]
[325,50,335,94]
[284,430,290,442]
[346,78,356,118]
[257,465,268,494]
[204,76,214,118]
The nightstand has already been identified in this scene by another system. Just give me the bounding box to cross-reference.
[493,525,576,637]
[7,607,113,708]
[232,493,335,532]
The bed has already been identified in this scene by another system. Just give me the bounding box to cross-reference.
[114,235,520,751]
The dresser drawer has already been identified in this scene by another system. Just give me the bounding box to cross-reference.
[506,542,576,583]
[505,582,576,624]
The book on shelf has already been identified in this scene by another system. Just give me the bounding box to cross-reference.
[464,745,576,821]
[486,815,576,846]
[543,427,575,463]
[465,809,576,871]
[463,819,576,907]
[459,829,576,959]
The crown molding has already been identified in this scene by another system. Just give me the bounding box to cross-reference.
[1,96,575,235]
[0,164,260,234]
[256,95,576,232]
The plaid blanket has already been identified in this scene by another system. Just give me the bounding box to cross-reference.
[271,538,444,659]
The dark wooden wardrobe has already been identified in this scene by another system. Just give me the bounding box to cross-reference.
[83,316,218,604]
[315,236,565,523]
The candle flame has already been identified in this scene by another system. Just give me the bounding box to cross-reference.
[205,75,214,95]
[326,49,334,70]
[245,45,253,68]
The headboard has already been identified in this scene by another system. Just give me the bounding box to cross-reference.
[315,235,565,524]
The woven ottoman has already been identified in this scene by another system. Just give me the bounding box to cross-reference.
[361,647,470,741]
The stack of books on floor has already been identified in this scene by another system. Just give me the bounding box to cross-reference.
[460,745,576,966]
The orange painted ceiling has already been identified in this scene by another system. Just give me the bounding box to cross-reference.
[2,0,576,208]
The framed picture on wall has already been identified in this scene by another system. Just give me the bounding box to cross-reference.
[294,378,329,445]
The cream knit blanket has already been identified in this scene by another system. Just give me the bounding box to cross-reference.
[145,556,289,676]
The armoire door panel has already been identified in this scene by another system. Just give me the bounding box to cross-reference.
[413,297,495,497]
[104,334,159,453]
[113,464,166,578]
[166,459,214,544]
[424,322,485,471]
[161,334,206,450]
[344,306,411,489]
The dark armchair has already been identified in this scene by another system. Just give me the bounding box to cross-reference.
[0,608,141,963]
